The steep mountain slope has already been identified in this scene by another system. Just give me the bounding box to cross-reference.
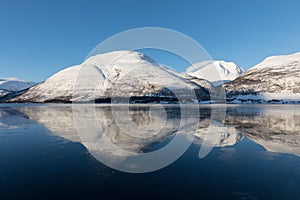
[186,60,244,86]
[224,52,300,103]
[5,51,211,103]
[0,78,35,97]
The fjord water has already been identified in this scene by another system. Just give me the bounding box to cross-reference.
[1,104,300,199]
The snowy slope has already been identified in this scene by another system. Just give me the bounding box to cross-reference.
[0,78,35,97]
[224,52,300,103]
[160,65,214,91]
[186,60,244,86]
[6,51,211,103]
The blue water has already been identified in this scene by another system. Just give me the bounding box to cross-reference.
[0,104,300,199]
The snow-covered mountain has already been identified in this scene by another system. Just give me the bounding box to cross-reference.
[0,78,35,97]
[186,60,244,86]
[3,51,212,103]
[224,52,300,103]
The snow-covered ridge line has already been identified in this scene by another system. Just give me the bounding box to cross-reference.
[253,52,300,69]
[186,60,244,86]
[2,50,212,103]
[224,52,300,103]
[1,51,300,104]
[0,78,36,97]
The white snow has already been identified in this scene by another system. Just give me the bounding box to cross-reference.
[252,52,300,70]
[186,60,244,86]
[225,52,300,103]
[10,50,210,103]
[0,78,35,97]
[230,92,300,104]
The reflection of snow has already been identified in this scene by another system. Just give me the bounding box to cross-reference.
[226,105,300,156]
[18,105,198,155]
[19,106,81,142]
[20,104,200,172]
[2,104,300,160]
[194,124,243,147]
[0,108,34,130]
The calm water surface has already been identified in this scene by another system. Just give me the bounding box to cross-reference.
[0,104,300,200]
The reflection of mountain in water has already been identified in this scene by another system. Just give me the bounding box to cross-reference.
[17,105,199,154]
[13,105,200,170]
[18,106,81,142]
[16,106,241,153]
[226,105,300,156]
[194,124,243,147]
[1,105,300,158]
[0,108,34,130]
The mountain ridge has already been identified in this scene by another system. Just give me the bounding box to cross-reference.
[3,51,212,103]
[0,78,36,97]
[1,51,300,104]
[186,60,244,86]
[224,52,300,103]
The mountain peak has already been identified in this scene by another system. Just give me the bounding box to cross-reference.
[84,50,157,66]
[4,50,211,103]
[186,60,244,86]
[224,52,300,103]
[253,52,300,70]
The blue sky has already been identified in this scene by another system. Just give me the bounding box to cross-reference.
[0,0,300,82]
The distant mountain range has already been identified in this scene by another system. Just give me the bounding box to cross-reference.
[0,78,35,97]
[0,51,299,104]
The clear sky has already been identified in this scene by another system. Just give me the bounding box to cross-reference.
[1,0,300,82]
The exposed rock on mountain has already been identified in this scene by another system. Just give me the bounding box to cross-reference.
[224,52,300,103]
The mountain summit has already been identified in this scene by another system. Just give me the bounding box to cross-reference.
[224,52,300,103]
[4,51,211,103]
[186,60,244,86]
